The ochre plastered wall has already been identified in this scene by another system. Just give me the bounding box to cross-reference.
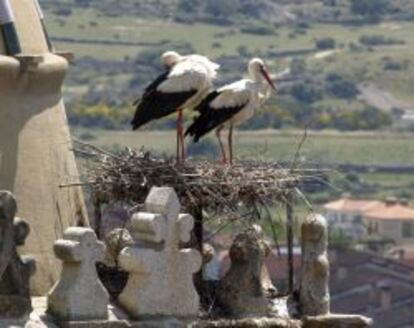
[0,0,89,294]
[13,0,48,53]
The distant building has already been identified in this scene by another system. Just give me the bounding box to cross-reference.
[322,197,414,245]
[329,248,414,328]
[212,241,414,327]
[364,199,414,245]
[322,197,383,239]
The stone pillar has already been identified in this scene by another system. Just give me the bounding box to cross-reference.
[47,227,109,322]
[0,0,88,295]
[217,225,277,317]
[118,187,202,319]
[300,214,330,316]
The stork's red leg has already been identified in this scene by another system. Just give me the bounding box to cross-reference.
[228,124,234,166]
[176,109,181,163]
[216,126,227,164]
[179,109,185,161]
[176,108,185,163]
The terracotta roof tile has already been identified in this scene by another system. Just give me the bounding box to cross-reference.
[323,198,383,213]
[365,203,414,221]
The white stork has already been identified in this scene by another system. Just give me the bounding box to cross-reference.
[131,51,219,162]
[185,58,276,165]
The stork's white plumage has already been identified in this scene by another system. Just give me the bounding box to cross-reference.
[131,51,219,162]
[186,58,276,164]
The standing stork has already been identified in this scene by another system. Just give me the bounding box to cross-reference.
[185,58,276,165]
[131,51,219,162]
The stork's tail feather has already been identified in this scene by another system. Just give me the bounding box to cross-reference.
[184,124,195,138]
[131,121,140,131]
[131,120,142,131]
[185,91,230,143]
[185,113,216,143]
[184,122,200,143]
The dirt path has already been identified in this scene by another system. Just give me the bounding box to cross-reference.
[358,83,413,111]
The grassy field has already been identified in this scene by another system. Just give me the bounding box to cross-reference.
[46,9,414,58]
[46,7,414,105]
[74,128,414,165]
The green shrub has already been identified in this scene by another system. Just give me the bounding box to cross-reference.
[359,35,405,46]
[329,80,359,99]
[383,60,403,71]
[240,25,275,36]
[290,83,324,103]
[205,0,240,17]
[315,37,336,50]
[349,0,391,20]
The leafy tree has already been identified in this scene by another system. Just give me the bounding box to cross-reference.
[240,24,275,36]
[315,37,336,50]
[237,45,249,57]
[329,80,359,99]
[290,58,307,76]
[359,35,404,46]
[349,0,390,20]
[239,0,271,19]
[206,0,240,17]
[74,0,91,8]
[290,83,324,103]
[358,106,392,130]
[177,0,202,12]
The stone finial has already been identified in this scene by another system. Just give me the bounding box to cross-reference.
[47,227,109,322]
[118,187,202,319]
[103,228,134,267]
[217,225,277,317]
[0,191,35,319]
[300,214,330,316]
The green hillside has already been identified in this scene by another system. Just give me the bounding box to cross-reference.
[39,0,414,132]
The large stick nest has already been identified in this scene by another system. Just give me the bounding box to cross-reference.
[75,141,305,216]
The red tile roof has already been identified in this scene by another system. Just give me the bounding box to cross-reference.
[365,203,414,221]
[323,197,414,221]
[323,198,383,213]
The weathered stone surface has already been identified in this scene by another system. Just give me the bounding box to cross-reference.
[202,243,215,265]
[217,225,277,317]
[12,297,130,328]
[130,318,192,328]
[303,314,373,328]
[0,191,35,319]
[300,214,329,316]
[59,321,130,328]
[47,228,109,322]
[103,228,134,267]
[194,317,302,328]
[119,187,202,319]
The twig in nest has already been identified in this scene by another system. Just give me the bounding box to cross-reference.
[72,141,326,239]
[290,126,308,173]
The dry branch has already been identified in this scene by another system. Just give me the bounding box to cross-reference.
[75,142,307,219]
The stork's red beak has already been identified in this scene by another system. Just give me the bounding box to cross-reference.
[261,66,277,91]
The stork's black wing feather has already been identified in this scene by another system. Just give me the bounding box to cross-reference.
[185,91,246,142]
[131,71,197,130]
[133,71,169,106]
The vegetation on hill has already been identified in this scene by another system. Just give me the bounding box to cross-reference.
[40,0,414,131]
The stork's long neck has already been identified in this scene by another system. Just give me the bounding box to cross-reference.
[251,76,271,106]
